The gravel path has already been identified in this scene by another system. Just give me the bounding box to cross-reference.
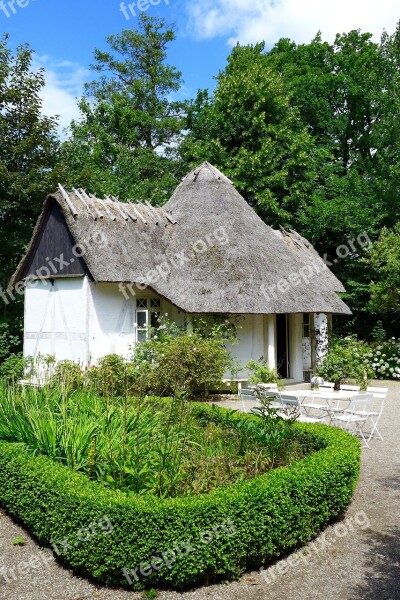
[0,381,399,600]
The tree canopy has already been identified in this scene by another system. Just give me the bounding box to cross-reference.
[61,15,187,204]
[0,35,60,358]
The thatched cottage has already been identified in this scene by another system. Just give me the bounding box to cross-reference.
[11,162,351,381]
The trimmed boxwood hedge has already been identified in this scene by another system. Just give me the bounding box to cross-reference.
[0,403,361,590]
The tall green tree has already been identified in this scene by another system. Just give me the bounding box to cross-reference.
[0,36,60,358]
[366,225,400,320]
[265,27,400,334]
[62,15,186,204]
[180,43,317,227]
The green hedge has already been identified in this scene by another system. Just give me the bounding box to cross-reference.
[0,403,361,590]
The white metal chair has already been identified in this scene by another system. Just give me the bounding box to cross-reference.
[352,389,386,442]
[278,394,327,424]
[366,386,388,398]
[330,394,372,447]
[320,381,335,389]
[255,383,279,391]
[339,384,361,392]
[301,395,331,417]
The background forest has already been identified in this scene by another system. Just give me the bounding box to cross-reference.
[1,15,400,361]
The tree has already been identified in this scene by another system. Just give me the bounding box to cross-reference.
[180,43,318,227]
[0,36,60,358]
[62,15,186,204]
[366,225,400,318]
[266,28,400,335]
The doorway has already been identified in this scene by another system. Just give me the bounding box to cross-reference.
[276,314,289,378]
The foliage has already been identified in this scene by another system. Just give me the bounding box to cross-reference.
[364,338,400,380]
[370,320,387,342]
[365,224,400,315]
[61,15,185,203]
[84,354,131,397]
[131,320,234,396]
[180,43,317,228]
[0,405,360,590]
[0,353,32,383]
[245,358,283,387]
[317,336,374,388]
[0,386,312,498]
[48,360,83,393]
[0,36,61,357]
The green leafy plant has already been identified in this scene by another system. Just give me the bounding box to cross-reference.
[131,319,234,397]
[245,359,283,388]
[0,354,32,384]
[317,336,374,389]
[0,407,360,590]
[12,537,26,546]
[48,360,83,393]
[85,354,132,397]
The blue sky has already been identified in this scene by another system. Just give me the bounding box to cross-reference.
[1,0,399,133]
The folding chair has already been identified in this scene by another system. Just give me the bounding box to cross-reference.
[256,383,279,390]
[366,386,388,398]
[301,395,331,417]
[320,381,335,389]
[330,395,372,448]
[279,394,327,424]
[339,384,361,392]
[352,389,386,442]
[239,387,257,413]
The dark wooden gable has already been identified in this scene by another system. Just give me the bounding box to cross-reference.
[22,201,88,280]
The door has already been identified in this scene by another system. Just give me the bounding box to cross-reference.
[276,314,289,378]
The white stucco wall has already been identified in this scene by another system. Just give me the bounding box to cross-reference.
[87,283,183,365]
[24,278,309,382]
[24,277,88,368]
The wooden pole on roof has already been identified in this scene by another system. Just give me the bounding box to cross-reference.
[58,184,78,217]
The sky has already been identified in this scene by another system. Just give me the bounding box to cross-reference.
[1,0,399,133]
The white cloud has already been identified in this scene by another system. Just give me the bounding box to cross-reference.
[187,0,400,46]
[33,56,89,137]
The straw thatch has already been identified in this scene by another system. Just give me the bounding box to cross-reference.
[11,162,351,315]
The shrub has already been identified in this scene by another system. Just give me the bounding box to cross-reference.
[245,358,283,387]
[85,354,132,397]
[131,321,233,396]
[0,406,360,591]
[317,336,374,389]
[366,337,400,380]
[48,360,83,392]
[0,353,32,383]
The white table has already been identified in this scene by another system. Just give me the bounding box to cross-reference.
[283,389,361,417]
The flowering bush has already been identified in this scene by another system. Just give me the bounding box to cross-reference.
[366,338,400,380]
[317,336,374,389]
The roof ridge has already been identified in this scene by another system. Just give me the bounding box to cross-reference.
[55,186,175,226]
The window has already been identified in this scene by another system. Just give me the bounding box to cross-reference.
[303,314,311,338]
[136,308,149,343]
[135,298,161,343]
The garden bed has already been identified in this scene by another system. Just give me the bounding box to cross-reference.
[0,401,361,591]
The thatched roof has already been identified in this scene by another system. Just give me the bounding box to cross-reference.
[11,162,351,315]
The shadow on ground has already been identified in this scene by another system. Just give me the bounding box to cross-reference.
[353,525,400,600]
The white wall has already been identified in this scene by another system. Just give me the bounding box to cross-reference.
[24,277,88,368]
[24,279,308,383]
[88,283,181,365]
[225,314,266,377]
